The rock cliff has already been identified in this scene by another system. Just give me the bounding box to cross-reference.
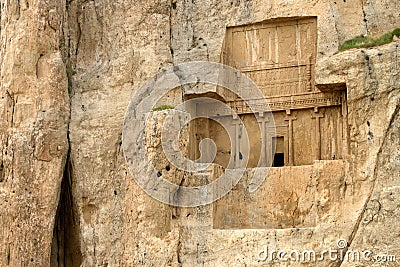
[0,0,399,266]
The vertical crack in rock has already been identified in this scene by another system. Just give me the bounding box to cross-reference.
[5,90,15,127]
[35,54,44,79]
[15,0,21,20]
[50,154,82,267]
[0,160,4,183]
[169,0,175,62]
[360,0,370,35]
[329,1,341,45]
[338,101,400,267]
[177,227,182,266]
[49,3,83,258]
[75,11,82,58]
[51,23,80,262]
[362,51,378,100]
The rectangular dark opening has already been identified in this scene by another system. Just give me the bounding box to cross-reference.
[273,153,285,167]
[272,136,285,167]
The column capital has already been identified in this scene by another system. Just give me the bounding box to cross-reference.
[284,115,297,121]
[312,110,324,119]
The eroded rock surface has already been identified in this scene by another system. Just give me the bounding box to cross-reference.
[0,0,399,266]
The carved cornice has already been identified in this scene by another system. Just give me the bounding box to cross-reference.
[228,91,342,114]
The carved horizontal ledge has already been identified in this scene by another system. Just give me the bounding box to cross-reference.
[257,79,310,87]
[240,61,313,72]
[230,18,316,33]
[194,92,343,117]
[228,91,342,114]
[316,82,347,92]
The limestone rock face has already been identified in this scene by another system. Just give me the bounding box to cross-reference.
[0,1,70,266]
[0,0,399,267]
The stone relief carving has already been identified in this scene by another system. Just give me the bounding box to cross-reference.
[183,17,350,228]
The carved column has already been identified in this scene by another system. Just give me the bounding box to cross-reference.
[257,112,270,167]
[266,127,276,167]
[284,111,297,166]
[232,114,241,168]
[312,108,324,160]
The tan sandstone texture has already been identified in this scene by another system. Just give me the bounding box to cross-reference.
[1,0,400,266]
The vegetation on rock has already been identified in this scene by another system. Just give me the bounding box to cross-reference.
[152,105,175,111]
[339,28,400,51]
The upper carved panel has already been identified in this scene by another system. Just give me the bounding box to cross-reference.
[223,17,317,98]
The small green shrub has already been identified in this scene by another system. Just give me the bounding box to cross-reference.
[152,105,175,111]
[392,28,400,37]
[339,28,400,51]
[339,35,366,50]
